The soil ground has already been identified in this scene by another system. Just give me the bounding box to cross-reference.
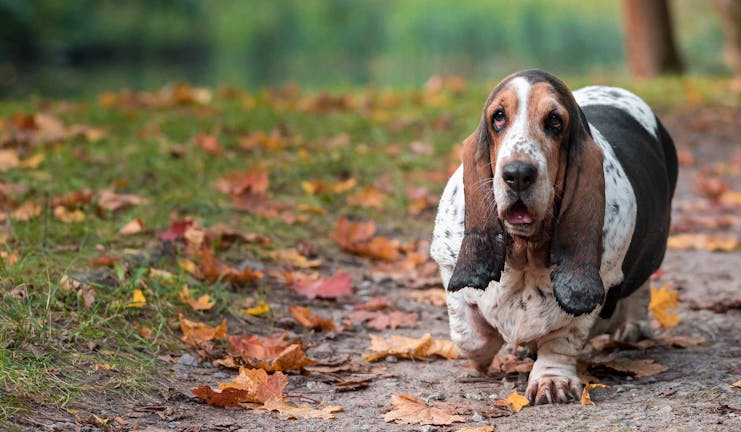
[6,106,741,432]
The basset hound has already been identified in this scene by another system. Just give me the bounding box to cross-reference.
[430,70,677,404]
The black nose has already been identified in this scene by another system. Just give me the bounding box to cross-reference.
[502,162,538,192]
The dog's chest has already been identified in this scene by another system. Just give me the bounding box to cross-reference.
[477,266,571,345]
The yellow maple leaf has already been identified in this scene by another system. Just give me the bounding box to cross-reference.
[243,299,271,316]
[494,391,529,412]
[179,285,214,311]
[127,289,146,308]
[649,282,680,328]
[580,383,607,405]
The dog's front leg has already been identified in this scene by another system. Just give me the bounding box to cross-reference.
[447,288,504,373]
[526,316,594,404]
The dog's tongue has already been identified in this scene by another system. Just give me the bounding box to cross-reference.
[506,201,533,224]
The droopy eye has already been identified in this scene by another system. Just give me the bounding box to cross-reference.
[492,109,506,132]
[545,112,563,134]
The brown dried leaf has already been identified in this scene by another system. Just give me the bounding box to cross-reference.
[194,133,223,155]
[97,190,149,212]
[363,333,458,362]
[383,394,464,425]
[290,270,353,299]
[346,187,386,209]
[332,216,400,261]
[191,386,251,407]
[118,218,145,235]
[346,310,418,330]
[603,359,667,378]
[667,233,738,252]
[260,398,343,419]
[198,248,263,283]
[53,206,85,223]
[179,313,227,346]
[218,368,288,403]
[289,305,337,331]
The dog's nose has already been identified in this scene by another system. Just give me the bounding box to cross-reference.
[502,162,537,192]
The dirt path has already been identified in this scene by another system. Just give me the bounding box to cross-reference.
[10,107,741,431]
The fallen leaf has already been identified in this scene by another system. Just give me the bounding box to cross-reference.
[228,334,314,371]
[383,394,464,425]
[363,333,458,362]
[732,380,741,389]
[198,248,264,283]
[270,248,323,268]
[408,288,447,306]
[603,359,667,378]
[127,289,146,308]
[179,314,227,345]
[179,286,214,311]
[191,386,251,407]
[332,216,400,261]
[354,297,394,311]
[346,187,385,208]
[216,368,288,403]
[159,219,196,241]
[260,398,343,419]
[243,299,271,316]
[688,295,741,313]
[667,233,738,252]
[11,201,41,221]
[494,392,529,413]
[659,335,707,348]
[490,353,534,374]
[119,218,145,235]
[290,270,353,299]
[302,178,356,195]
[97,190,149,212]
[346,310,418,330]
[649,282,680,328]
[53,206,85,223]
[289,305,337,331]
[456,427,495,432]
[580,383,607,405]
[194,133,223,155]
[0,149,20,172]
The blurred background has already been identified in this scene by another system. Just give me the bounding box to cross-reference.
[0,0,737,98]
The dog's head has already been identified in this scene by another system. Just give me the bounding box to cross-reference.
[448,69,606,316]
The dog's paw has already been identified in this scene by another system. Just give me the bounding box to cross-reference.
[525,374,582,405]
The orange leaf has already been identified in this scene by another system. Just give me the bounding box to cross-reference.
[667,233,738,252]
[302,178,356,195]
[580,383,607,405]
[649,282,680,328]
[290,271,353,299]
[332,216,400,261]
[194,133,223,155]
[54,206,85,223]
[407,289,447,306]
[198,248,263,283]
[346,187,385,208]
[218,368,288,403]
[383,394,464,425]
[289,305,337,331]
[119,218,145,235]
[270,248,322,268]
[494,391,530,412]
[179,313,227,346]
[179,286,215,311]
[363,333,458,362]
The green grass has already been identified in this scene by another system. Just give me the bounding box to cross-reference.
[0,75,735,419]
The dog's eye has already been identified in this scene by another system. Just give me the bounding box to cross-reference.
[545,112,563,134]
[492,109,506,132]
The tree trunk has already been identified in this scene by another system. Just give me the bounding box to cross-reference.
[622,0,683,77]
[715,0,741,76]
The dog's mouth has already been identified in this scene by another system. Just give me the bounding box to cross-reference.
[505,200,533,225]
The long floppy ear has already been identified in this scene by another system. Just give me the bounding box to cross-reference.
[550,108,606,315]
[448,123,507,291]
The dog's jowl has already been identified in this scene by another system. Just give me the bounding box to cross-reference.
[430,69,677,405]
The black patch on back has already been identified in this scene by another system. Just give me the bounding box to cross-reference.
[580,105,678,319]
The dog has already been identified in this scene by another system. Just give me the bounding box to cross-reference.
[430,69,677,404]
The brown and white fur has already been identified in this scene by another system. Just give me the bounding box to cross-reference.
[430,70,677,404]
